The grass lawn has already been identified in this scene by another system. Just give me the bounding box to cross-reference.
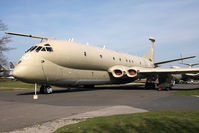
[0,78,34,91]
[172,88,199,96]
[54,111,199,133]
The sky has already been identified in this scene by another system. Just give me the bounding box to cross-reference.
[0,0,199,68]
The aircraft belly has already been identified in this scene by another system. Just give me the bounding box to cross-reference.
[59,69,113,86]
[41,60,136,87]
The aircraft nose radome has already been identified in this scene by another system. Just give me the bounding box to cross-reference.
[13,64,46,83]
[12,65,27,79]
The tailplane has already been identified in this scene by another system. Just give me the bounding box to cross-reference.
[143,37,155,64]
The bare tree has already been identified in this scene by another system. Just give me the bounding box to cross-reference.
[0,20,12,66]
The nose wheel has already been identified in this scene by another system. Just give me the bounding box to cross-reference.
[40,85,53,94]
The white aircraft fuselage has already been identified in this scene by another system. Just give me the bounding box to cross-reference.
[8,32,199,94]
[13,40,153,87]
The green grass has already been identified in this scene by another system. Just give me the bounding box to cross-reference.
[172,89,199,96]
[54,111,199,133]
[0,78,34,91]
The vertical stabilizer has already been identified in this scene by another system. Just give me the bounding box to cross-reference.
[143,37,155,64]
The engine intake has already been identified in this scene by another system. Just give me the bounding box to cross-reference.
[114,69,123,76]
[108,65,127,78]
[108,66,139,78]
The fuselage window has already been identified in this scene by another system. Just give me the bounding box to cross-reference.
[44,44,50,46]
[18,60,22,64]
[84,52,87,56]
[113,57,115,60]
[30,46,37,52]
[46,47,53,52]
[35,46,42,52]
[41,47,46,51]
[100,54,103,58]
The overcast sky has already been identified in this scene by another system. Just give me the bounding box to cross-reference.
[1,0,199,67]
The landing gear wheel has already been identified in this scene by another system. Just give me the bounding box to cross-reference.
[166,87,171,91]
[40,85,45,94]
[152,83,155,89]
[145,83,150,89]
[44,86,52,94]
[145,83,155,90]
[40,85,52,94]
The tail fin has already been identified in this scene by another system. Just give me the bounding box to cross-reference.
[143,37,155,64]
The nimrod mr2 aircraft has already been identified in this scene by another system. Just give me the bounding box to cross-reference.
[6,32,199,94]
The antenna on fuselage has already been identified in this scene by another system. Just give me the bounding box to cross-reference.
[5,32,56,41]
[68,38,74,42]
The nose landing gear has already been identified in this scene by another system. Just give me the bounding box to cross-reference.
[40,85,53,94]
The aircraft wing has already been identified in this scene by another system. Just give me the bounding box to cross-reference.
[154,56,195,67]
[137,67,199,74]
[108,65,199,78]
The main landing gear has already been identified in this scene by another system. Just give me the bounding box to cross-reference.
[145,78,156,90]
[40,85,53,94]
[145,82,156,90]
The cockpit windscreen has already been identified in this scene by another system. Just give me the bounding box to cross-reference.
[26,44,53,53]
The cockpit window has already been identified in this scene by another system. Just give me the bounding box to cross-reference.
[18,60,22,64]
[46,47,53,52]
[35,46,42,52]
[26,46,33,53]
[44,44,50,46]
[26,45,53,53]
[41,47,46,51]
[30,46,37,52]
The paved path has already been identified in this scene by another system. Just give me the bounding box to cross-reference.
[0,83,199,132]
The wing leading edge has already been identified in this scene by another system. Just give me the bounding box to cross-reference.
[136,67,199,74]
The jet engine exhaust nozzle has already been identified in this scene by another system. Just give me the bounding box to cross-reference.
[127,69,137,78]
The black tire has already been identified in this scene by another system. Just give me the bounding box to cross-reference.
[145,83,149,89]
[40,85,45,94]
[145,83,155,90]
[152,83,156,90]
[40,85,52,94]
[44,86,52,94]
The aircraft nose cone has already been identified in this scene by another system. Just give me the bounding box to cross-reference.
[13,64,46,83]
[12,65,27,80]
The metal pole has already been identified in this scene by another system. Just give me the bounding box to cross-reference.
[33,83,38,100]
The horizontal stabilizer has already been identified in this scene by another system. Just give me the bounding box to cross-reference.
[5,32,55,40]
[154,56,196,67]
